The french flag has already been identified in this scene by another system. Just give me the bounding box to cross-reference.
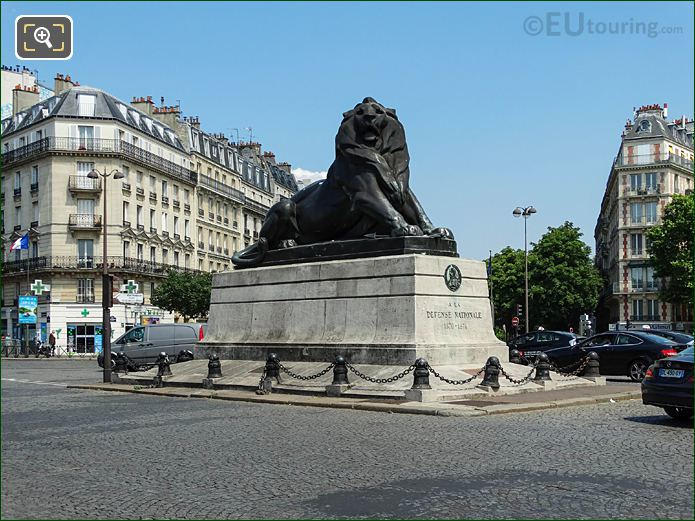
[10,233,29,251]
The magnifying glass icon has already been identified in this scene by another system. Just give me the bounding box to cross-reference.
[33,26,53,49]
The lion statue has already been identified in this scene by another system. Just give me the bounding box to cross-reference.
[232,97,453,267]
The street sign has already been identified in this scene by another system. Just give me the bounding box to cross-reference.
[115,292,144,305]
[511,316,519,327]
[18,296,38,324]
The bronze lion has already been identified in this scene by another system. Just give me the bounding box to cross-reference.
[232,97,453,267]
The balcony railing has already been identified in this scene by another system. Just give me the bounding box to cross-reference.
[198,174,246,203]
[30,220,39,228]
[245,199,270,217]
[162,196,169,205]
[630,315,661,322]
[198,208,204,217]
[184,203,191,212]
[173,200,180,209]
[1,137,197,185]
[68,214,102,229]
[76,294,95,303]
[136,187,145,196]
[2,255,201,276]
[615,152,693,170]
[122,182,131,191]
[68,175,101,192]
[627,185,660,196]
[30,182,39,192]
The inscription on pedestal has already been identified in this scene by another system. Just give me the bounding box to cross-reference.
[425,300,483,332]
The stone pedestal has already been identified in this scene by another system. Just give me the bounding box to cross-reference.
[198,254,507,366]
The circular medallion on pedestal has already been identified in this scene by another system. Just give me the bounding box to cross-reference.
[444,264,462,292]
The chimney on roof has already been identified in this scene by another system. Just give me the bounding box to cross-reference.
[131,95,154,115]
[12,84,39,116]
[262,151,276,164]
[151,104,183,139]
[663,103,668,118]
[189,116,200,129]
[277,161,291,174]
[54,73,75,95]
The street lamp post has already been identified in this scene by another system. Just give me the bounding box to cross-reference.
[87,167,123,383]
[513,205,537,333]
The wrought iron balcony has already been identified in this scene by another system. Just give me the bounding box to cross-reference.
[136,187,145,196]
[223,217,229,225]
[68,175,101,192]
[149,192,157,202]
[162,196,169,205]
[122,182,131,191]
[30,220,39,228]
[30,182,39,193]
[1,137,197,185]
[198,173,246,203]
[69,214,102,230]
[614,152,693,171]
[2,255,201,276]
[184,203,191,212]
[198,208,204,217]
[76,294,95,303]
[173,200,180,209]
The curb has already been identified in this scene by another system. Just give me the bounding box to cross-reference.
[66,384,641,417]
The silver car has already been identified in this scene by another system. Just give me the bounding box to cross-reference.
[98,323,204,369]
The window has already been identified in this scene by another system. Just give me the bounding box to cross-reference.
[123,240,130,258]
[630,202,643,224]
[78,126,94,148]
[174,251,179,266]
[150,209,156,228]
[77,239,94,261]
[184,219,190,238]
[645,173,658,192]
[136,171,143,186]
[216,232,221,247]
[136,205,143,227]
[14,171,20,189]
[121,165,130,180]
[616,334,638,345]
[646,267,658,290]
[123,201,129,224]
[630,267,643,290]
[632,299,644,319]
[77,279,95,302]
[150,246,156,263]
[162,212,168,232]
[31,165,38,185]
[184,189,190,202]
[185,254,190,269]
[198,226,203,244]
[173,184,179,200]
[674,175,680,193]
[630,234,642,255]
[14,206,21,227]
[647,299,659,318]
[31,241,38,258]
[198,259,203,271]
[645,202,657,223]
[208,197,213,213]
[137,243,143,261]
[174,216,179,235]
[630,174,641,192]
[77,94,96,117]
[149,175,156,191]
[76,199,95,216]
[162,249,168,264]
[162,180,168,197]
[32,202,38,224]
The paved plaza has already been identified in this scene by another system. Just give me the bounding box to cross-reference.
[1,359,693,519]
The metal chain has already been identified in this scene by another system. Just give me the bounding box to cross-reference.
[499,363,538,385]
[346,363,415,384]
[427,365,485,386]
[256,368,268,394]
[550,356,591,378]
[278,362,334,381]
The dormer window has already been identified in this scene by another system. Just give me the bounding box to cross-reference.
[144,118,153,131]
[130,110,140,126]
[638,120,651,133]
[117,103,128,120]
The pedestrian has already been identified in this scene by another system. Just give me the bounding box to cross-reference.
[49,330,56,356]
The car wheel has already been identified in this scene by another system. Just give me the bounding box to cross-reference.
[663,406,693,420]
[628,358,650,382]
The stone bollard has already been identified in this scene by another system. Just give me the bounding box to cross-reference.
[264,352,280,383]
[207,354,223,379]
[332,356,349,385]
[404,358,437,402]
[156,352,172,377]
[480,356,501,390]
[326,355,350,397]
[509,349,523,365]
[582,351,605,385]
[533,352,552,382]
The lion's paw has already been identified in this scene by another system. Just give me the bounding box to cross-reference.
[391,224,423,237]
[428,227,455,240]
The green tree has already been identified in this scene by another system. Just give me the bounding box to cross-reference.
[646,194,694,308]
[527,222,602,330]
[151,271,212,322]
[488,247,525,331]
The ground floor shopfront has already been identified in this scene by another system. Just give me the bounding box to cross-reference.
[3,302,174,355]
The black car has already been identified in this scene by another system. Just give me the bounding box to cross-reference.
[508,330,579,364]
[544,331,686,382]
[640,329,694,347]
[642,345,694,420]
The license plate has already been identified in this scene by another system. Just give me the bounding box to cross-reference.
[524,351,541,357]
[659,368,684,378]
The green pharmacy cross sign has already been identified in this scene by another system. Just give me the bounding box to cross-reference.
[121,280,138,294]
[81,308,90,318]
[31,279,51,295]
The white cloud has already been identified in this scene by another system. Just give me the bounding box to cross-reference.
[293,167,327,187]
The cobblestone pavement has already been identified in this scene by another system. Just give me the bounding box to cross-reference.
[2,360,693,519]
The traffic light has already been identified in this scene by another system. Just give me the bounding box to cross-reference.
[516,303,523,317]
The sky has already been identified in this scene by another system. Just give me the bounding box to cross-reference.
[1,1,693,260]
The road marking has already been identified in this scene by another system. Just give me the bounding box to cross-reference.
[1,378,67,387]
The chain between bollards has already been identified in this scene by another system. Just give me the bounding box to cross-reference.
[278,361,335,381]
[346,362,416,384]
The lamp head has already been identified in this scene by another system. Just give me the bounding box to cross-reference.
[512,207,523,218]
[86,170,99,179]
[113,171,124,180]
[527,206,537,215]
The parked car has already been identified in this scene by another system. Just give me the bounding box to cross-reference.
[507,330,580,364]
[544,331,687,382]
[97,323,205,370]
[641,329,694,347]
[641,345,694,420]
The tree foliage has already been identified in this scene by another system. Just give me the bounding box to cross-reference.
[151,271,212,322]
[488,222,602,332]
[646,194,694,307]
